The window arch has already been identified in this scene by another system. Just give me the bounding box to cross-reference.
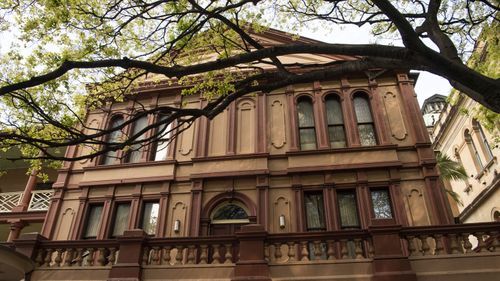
[126,113,149,163]
[464,129,483,171]
[101,115,124,165]
[324,94,346,148]
[297,96,317,150]
[473,120,494,162]
[353,93,377,146]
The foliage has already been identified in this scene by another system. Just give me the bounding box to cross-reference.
[0,0,499,163]
[448,18,500,142]
[435,152,467,206]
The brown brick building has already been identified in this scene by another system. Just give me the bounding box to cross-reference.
[1,30,499,281]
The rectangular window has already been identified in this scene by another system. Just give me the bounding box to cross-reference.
[337,191,360,228]
[304,191,326,231]
[140,202,160,235]
[370,189,393,219]
[83,204,103,239]
[111,203,131,237]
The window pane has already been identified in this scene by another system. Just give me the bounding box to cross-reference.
[300,128,317,150]
[84,205,103,239]
[358,124,377,146]
[325,97,344,125]
[337,191,360,228]
[304,192,326,231]
[128,115,149,163]
[353,96,373,123]
[154,116,172,161]
[297,98,315,127]
[371,190,393,219]
[103,117,124,165]
[112,203,130,237]
[141,202,159,235]
[329,126,346,148]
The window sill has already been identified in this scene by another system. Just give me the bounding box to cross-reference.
[286,144,398,156]
[474,156,497,181]
[85,159,177,171]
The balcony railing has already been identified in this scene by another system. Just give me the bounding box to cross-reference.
[27,190,53,211]
[0,190,53,212]
[0,192,23,212]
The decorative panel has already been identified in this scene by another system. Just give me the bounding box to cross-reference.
[383,92,407,141]
[405,188,431,226]
[237,99,256,154]
[270,99,286,149]
[208,109,228,156]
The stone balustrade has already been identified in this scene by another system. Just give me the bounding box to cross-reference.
[143,236,238,265]
[400,222,500,256]
[32,239,119,268]
[266,229,373,263]
[3,222,500,281]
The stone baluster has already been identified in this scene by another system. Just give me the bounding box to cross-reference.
[313,241,322,260]
[44,248,53,267]
[368,239,375,258]
[420,235,431,256]
[264,243,270,262]
[212,244,221,264]
[300,241,309,261]
[97,248,107,266]
[75,248,84,266]
[448,234,460,254]
[354,239,363,259]
[274,243,282,261]
[107,248,117,266]
[490,232,500,252]
[151,247,160,265]
[87,248,95,266]
[174,246,183,265]
[462,233,473,254]
[475,232,487,253]
[406,236,418,256]
[35,249,44,267]
[434,235,444,255]
[163,246,172,265]
[224,244,233,264]
[326,240,336,260]
[340,240,348,259]
[142,247,150,265]
[187,245,196,264]
[199,245,208,264]
[287,242,296,262]
[54,249,63,267]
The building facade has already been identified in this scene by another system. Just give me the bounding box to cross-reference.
[432,94,499,223]
[3,30,500,281]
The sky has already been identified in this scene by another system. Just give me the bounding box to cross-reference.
[0,22,452,107]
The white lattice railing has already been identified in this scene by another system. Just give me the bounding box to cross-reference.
[0,191,23,212]
[28,190,53,211]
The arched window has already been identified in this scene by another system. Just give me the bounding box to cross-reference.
[126,114,149,163]
[151,112,172,161]
[102,116,124,165]
[211,202,249,223]
[353,93,377,146]
[464,129,483,171]
[473,120,494,162]
[325,95,346,148]
[297,96,317,150]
